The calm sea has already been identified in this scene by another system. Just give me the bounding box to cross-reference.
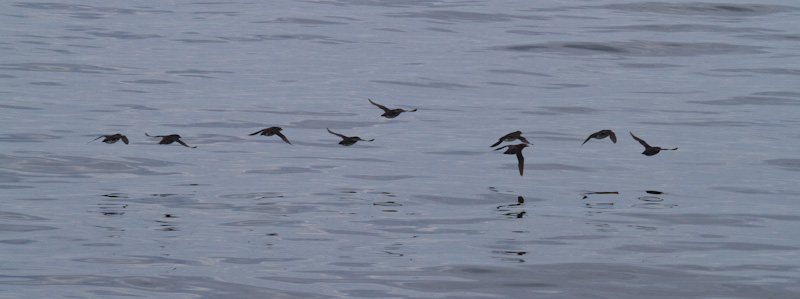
[2,1,799,298]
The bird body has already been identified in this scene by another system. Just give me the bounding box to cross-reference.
[369,99,417,118]
[89,134,128,144]
[629,132,677,156]
[495,143,529,176]
[145,133,196,148]
[491,131,530,147]
[327,128,373,146]
[582,129,616,145]
[249,127,291,145]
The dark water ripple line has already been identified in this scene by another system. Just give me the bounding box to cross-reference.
[615,241,799,253]
[0,63,121,74]
[0,211,48,221]
[72,255,201,266]
[252,17,348,25]
[712,68,800,76]
[590,24,779,34]
[384,10,545,22]
[597,2,800,17]
[371,80,475,89]
[687,96,800,106]
[12,3,174,15]
[766,159,800,172]
[0,224,58,232]
[496,41,766,57]
[86,31,163,39]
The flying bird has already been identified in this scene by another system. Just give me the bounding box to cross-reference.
[582,129,617,145]
[327,128,374,146]
[249,127,291,145]
[629,132,677,156]
[368,99,417,118]
[495,143,529,176]
[89,134,128,144]
[491,131,530,147]
[145,133,196,148]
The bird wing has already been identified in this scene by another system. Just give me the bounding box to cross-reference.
[120,135,129,144]
[249,129,266,136]
[276,132,292,145]
[368,99,391,112]
[175,139,196,148]
[494,145,510,151]
[629,132,650,148]
[145,133,164,138]
[581,134,593,145]
[490,139,503,147]
[327,128,347,138]
[88,136,103,143]
[608,131,617,143]
[517,136,530,144]
[516,151,525,176]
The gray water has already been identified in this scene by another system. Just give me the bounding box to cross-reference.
[2,0,800,298]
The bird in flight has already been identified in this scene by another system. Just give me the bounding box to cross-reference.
[495,143,530,176]
[491,131,530,147]
[145,133,196,148]
[368,99,417,118]
[327,128,374,146]
[89,134,128,144]
[582,129,616,145]
[249,127,292,145]
[629,132,677,156]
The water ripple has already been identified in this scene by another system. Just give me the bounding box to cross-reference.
[497,41,765,57]
[599,2,799,17]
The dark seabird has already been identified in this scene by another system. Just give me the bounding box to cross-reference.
[89,134,128,144]
[629,132,677,156]
[249,127,291,145]
[327,128,373,146]
[495,143,529,176]
[368,99,417,118]
[145,133,196,148]
[582,129,617,145]
[491,131,530,147]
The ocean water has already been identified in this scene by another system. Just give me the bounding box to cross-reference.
[2,0,800,298]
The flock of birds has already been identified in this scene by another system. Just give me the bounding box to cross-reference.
[89,99,678,176]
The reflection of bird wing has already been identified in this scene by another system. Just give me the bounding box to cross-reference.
[276,132,292,145]
[88,136,104,143]
[327,128,347,139]
[368,99,391,112]
[608,131,617,143]
[517,136,530,144]
[629,132,650,148]
[516,151,525,176]
[249,129,266,136]
[120,135,129,144]
[175,139,196,148]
